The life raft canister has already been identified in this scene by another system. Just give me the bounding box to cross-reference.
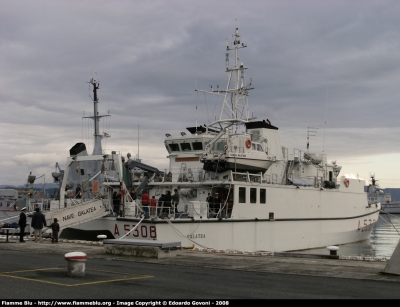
[245,139,252,148]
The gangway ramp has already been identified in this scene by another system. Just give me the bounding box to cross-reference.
[44,199,106,230]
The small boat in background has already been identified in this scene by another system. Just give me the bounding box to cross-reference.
[367,175,400,214]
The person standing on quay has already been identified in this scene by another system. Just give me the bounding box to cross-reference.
[31,207,47,243]
[49,218,60,243]
[18,207,27,243]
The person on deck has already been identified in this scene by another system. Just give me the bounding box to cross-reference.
[214,193,221,213]
[206,193,214,217]
[141,190,150,216]
[150,196,157,216]
[171,189,180,213]
[158,190,172,216]
[129,188,137,200]
[112,191,121,216]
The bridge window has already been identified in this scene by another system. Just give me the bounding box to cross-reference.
[250,188,256,203]
[181,143,191,151]
[260,189,266,204]
[252,143,263,151]
[192,142,203,150]
[215,141,226,152]
[169,143,180,152]
[239,187,246,203]
[204,141,226,152]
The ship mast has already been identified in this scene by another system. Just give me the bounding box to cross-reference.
[84,77,110,155]
[197,27,253,132]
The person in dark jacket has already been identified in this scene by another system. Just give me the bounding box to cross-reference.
[158,190,172,216]
[31,207,47,243]
[49,218,60,243]
[129,188,137,200]
[18,207,27,243]
[214,193,221,211]
[112,191,121,215]
[171,189,180,213]
[206,193,214,217]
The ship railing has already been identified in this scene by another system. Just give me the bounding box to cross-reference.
[368,196,379,205]
[64,189,104,204]
[263,173,279,184]
[127,199,191,220]
[65,194,102,206]
[125,200,233,220]
[207,202,230,218]
[156,201,191,219]
[168,167,204,183]
[0,200,18,211]
[123,199,143,217]
[230,171,264,183]
[28,201,51,212]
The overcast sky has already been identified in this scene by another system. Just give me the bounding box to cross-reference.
[1,0,400,189]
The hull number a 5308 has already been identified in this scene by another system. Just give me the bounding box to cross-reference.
[114,224,157,238]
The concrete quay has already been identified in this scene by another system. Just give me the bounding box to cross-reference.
[1,235,399,283]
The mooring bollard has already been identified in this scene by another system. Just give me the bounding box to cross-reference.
[327,245,339,256]
[64,252,87,277]
[97,234,107,242]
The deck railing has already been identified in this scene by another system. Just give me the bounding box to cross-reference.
[121,199,231,220]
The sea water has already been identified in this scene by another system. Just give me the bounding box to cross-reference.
[294,213,400,258]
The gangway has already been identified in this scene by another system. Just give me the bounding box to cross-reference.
[43,199,107,231]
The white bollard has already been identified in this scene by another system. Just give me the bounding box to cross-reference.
[64,252,87,277]
[327,245,339,256]
[97,234,107,242]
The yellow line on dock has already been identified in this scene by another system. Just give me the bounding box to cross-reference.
[1,267,64,274]
[0,273,68,286]
[67,275,154,286]
[0,268,154,287]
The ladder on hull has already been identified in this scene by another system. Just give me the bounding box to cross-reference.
[281,160,294,185]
